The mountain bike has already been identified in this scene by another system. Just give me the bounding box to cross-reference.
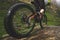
[4,1,47,39]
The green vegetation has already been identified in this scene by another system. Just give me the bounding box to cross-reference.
[0,10,7,38]
[0,0,18,38]
[45,6,60,26]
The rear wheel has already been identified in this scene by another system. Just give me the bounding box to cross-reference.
[40,14,47,29]
[4,3,35,38]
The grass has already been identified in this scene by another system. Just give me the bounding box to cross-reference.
[45,11,55,25]
[0,10,7,38]
[46,11,60,26]
[0,0,18,38]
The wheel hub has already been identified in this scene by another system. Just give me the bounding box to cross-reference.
[21,14,28,23]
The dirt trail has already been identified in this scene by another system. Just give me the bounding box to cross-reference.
[1,26,60,40]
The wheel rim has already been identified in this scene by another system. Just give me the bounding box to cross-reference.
[41,16,47,27]
[12,7,35,35]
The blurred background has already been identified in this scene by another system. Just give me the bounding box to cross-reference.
[0,0,60,39]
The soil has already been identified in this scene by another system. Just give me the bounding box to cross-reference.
[1,26,60,40]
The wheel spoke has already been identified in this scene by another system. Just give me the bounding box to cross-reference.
[12,7,35,35]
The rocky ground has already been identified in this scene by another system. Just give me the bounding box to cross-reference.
[1,26,60,40]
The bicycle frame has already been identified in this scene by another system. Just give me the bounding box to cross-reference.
[29,0,45,21]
